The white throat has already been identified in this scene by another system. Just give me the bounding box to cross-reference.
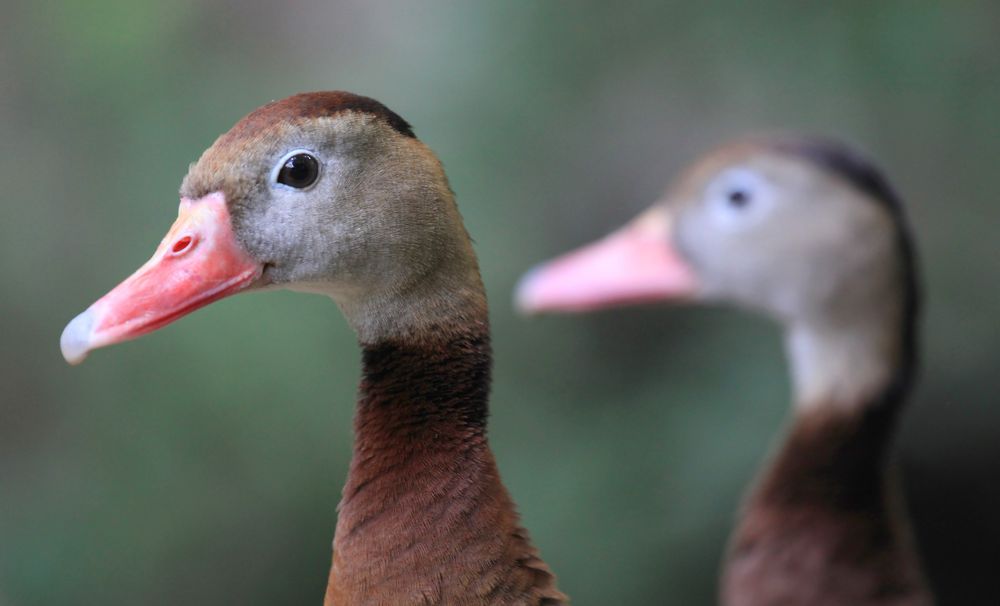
[785,312,902,411]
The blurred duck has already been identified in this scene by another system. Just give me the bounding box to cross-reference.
[517,137,932,605]
[61,92,566,606]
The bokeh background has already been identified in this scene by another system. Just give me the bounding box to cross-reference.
[2,2,999,604]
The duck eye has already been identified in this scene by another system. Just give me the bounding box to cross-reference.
[727,188,751,208]
[707,167,772,229]
[276,153,320,189]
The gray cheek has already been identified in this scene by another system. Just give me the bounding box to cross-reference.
[675,210,728,295]
[677,211,776,312]
[673,212,703,267]
[230,191,313,276]
[265,183,379,289]
[231,208,275,264]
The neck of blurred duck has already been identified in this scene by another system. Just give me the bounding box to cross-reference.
[784,301,912,415]
[751,299,916,509]
[723,299,923,602]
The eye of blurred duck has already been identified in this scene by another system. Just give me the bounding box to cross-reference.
[727,188,751,208]
[276,153,320,189]
[706,166,772,228]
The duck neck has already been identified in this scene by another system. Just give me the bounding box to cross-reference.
[761,303,917,507]
[722,304,928,604]
[785,307,911,414]
[324,302,563,605]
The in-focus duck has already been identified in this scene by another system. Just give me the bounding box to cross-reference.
[517,137,932,605]
[61,92,566,606]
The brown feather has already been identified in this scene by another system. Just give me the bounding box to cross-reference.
[223,91,416,142]
[723,402,931,606]
[324,323,566,606]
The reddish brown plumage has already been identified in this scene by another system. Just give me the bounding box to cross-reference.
[723,394,931,606]
[222,91,415,144]
[324,323,566,606]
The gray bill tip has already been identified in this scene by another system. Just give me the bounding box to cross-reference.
[513,264,547,316]
[61,308,95,365]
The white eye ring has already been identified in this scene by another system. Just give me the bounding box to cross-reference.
[270,149,323,191]
[706,167,773,229]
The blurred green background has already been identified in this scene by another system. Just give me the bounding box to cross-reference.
[2,1,999,604]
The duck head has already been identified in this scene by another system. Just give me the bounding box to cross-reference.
[62,92,480,364]
[517,137,918,405]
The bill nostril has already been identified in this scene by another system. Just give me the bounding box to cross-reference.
[171,235,195,256]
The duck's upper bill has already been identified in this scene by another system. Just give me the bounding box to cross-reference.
[515,206,699,314]
[60,192,262,365]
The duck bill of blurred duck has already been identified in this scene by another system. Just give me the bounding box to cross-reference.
[515,205,698,314]
[60,192,262,365]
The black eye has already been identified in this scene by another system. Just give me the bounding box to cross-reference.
[727,188,751,208]
[277,153,320,189]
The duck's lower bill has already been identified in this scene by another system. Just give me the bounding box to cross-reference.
[60,192,262,365]
[514,206,699,314]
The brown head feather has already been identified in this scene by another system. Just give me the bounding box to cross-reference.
[180,91,416,203]
[222,91,416,143]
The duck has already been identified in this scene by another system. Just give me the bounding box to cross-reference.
[516,136,932,605]
[61,91,567,606]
